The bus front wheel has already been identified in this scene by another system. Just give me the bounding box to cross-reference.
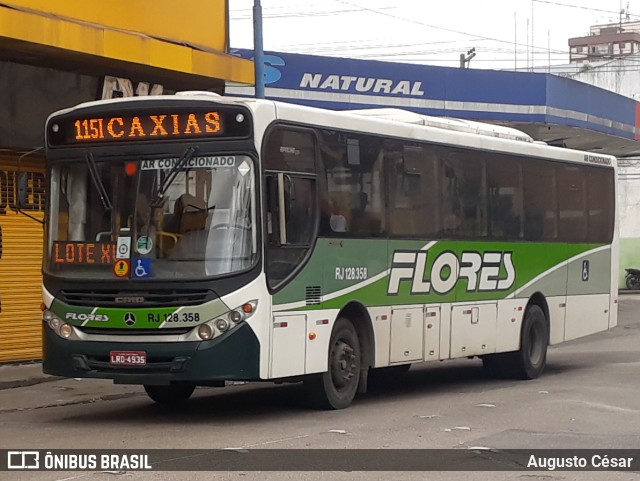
[483,304,548,380]
[144,384,195,406]
[303,317,361,410]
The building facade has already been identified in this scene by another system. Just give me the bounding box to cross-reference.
[0,1,253,362]
[569,20,640,64]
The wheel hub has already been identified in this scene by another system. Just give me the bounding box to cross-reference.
[331,340,357,390]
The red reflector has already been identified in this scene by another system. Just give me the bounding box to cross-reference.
[125,162,138,176]
[280,322,288,328]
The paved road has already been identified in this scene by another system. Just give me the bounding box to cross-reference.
[1,295,639,481]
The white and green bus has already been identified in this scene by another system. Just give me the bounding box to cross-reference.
[39,92,618,409]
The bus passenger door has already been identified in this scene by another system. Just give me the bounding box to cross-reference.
[450,303,497,358]
[269,314,307,378]
[389,307,424,363]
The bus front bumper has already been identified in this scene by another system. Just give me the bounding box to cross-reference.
[42,323,261,385]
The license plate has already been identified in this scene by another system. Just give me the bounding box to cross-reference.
[109,351,147,366]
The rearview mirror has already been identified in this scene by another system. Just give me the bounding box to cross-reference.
[403,146,423,177]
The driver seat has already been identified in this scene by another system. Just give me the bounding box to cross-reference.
[175,193,208,234]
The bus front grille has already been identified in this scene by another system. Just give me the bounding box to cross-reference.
[77,327,193,336]
[59,289,212,307]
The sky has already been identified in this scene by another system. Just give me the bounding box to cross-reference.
[228,0,639,70]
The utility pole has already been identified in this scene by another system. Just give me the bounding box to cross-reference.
[253,0,265,98]
[531,0,534,69]
[459,48,476,68]
[514,12,517,71]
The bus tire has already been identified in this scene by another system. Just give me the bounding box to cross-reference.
[512,304,549,379]
[303,317,361,410]
[144,384,195,406]
[484,305,548,380]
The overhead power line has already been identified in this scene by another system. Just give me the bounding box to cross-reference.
[532,0,640,19]
[332,0,569,55]
[231,0,615,67]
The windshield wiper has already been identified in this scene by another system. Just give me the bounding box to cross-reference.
[85,152,112,211]
[152,146,199,206]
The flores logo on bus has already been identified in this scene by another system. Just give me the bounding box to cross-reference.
[65,313,110,322]
[388,250,515,295]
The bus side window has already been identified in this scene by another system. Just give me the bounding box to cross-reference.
[319,131,385,237]
[523,160,557,241]
[557,165,587,242]
[486,156,523,240]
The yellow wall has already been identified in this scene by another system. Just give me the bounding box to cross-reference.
[4,0,228,52]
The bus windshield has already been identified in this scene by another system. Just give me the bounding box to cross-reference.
[45,153,257,280]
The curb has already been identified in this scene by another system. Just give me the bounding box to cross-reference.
[0,375,63,391]
[0,361,61,391]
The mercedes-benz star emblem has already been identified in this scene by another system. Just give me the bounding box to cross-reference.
[124,312,137,326]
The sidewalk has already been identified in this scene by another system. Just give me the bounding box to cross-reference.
[0,361,57,390]
[0,362,142,412]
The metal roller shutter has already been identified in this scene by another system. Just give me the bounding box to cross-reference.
[0,211,44,362]
[0,154,45,362]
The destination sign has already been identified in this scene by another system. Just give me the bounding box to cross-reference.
[53,241,118,265]
[48,106,251,146]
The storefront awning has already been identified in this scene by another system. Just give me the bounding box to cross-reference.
[0,3,254,89]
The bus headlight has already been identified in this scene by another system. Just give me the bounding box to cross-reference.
[58,323,73,339]
[196,300,258,340]
[197,323,214,340]
[49,318,61,331]
[44,310,62,331]
[44,310,75,339]
[215,318,230,332]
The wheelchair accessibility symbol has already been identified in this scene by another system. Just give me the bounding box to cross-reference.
[133,258,152,278]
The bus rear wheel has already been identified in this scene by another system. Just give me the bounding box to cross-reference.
[144,384,195,406]
[304,317,361,410]
[483,305,548,380]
